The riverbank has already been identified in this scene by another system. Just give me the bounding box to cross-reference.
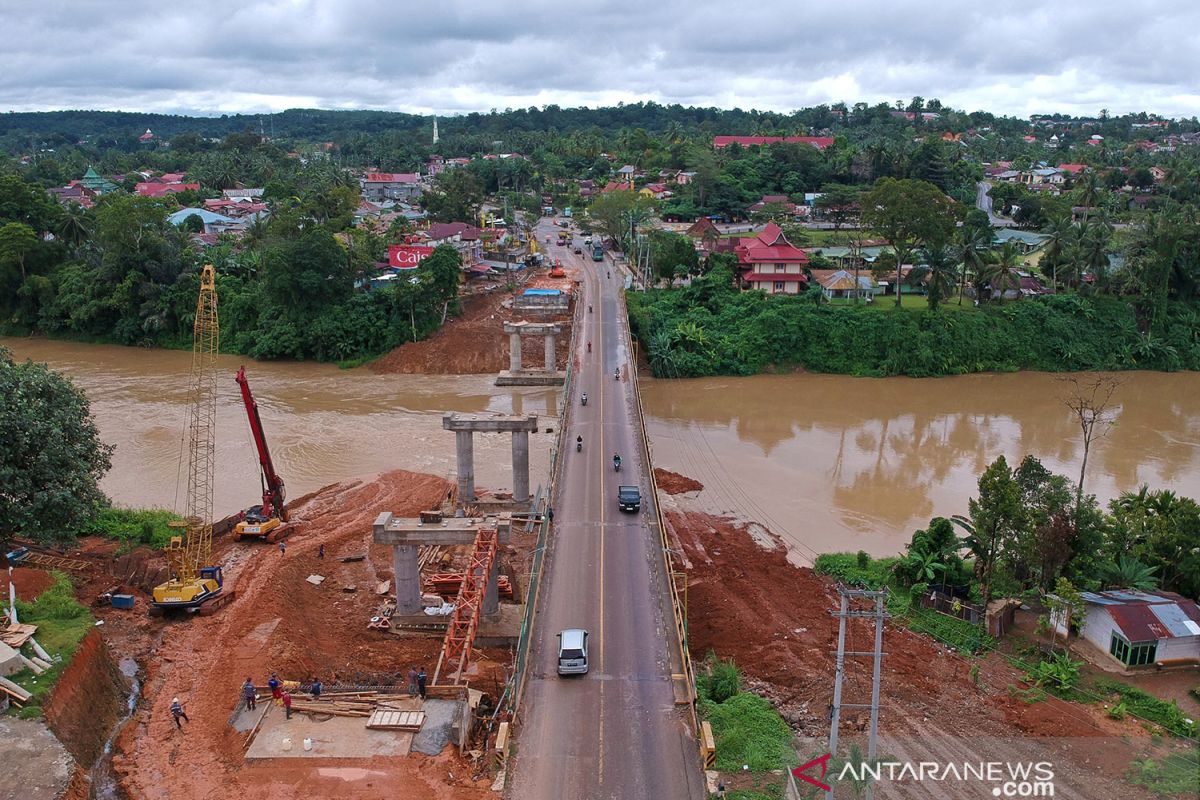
[629,281,1200,377]
[659,483,1185,799]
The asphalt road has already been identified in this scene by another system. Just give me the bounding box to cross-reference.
[976,180,1015,227]
[507,220,704,800]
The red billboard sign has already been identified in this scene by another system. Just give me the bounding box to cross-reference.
[388,245,433,269]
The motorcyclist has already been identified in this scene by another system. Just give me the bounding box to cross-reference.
[614,367,619,380]
[576,435,583,452]
[587,341,591,353]
[588,304,592,313]
[581,392,588,405]
[612,453,621,471]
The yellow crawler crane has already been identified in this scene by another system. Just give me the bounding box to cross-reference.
[151,265,232,614]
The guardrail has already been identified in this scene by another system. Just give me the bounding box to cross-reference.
[622,287,699,733]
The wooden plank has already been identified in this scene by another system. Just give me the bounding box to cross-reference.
[366,709,425,730]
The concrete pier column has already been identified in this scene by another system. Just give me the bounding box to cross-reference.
[509,332,522,372]
[455,430,476,502]
[483,559,500,615]
[511,429,530,503]
[544,333,556,371]
[393,544,421,615]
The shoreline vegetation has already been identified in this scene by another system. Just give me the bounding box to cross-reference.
[629,266,1200,378]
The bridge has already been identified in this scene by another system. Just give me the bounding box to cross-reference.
[505,219,706,798]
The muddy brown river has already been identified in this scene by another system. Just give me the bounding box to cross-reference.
[8,338,1200,561]
[2,338,556,517]
[641,372,1200,561]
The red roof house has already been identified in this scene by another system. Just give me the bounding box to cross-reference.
[135,182,200,198]
[733,223,810,295]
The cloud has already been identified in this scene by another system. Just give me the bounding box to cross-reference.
[1,0,1198,118]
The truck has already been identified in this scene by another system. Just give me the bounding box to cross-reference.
[617,485,642,513]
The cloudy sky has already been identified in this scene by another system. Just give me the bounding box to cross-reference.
[3,1,1198,119]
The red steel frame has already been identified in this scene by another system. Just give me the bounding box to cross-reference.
[440,526,498,684]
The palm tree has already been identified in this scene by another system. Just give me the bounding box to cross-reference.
[958,225,991,305]
[976,242,1021,303]
[913,242,957,310]
[1076,171,1100,221]
[1102,555,1159,590]
[1041,216,1074,291]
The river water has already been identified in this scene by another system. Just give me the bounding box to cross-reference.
[2,338,556,517]
[8,338,1199,562]
[641,372,1200,561]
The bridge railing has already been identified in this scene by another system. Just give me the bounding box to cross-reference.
[507,286,581,723]
[623,294,699,733]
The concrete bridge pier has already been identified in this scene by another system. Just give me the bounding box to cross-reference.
[443,413,539,507]
[497,321,565,386]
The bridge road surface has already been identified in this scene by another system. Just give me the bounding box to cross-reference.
[507,221,705,799]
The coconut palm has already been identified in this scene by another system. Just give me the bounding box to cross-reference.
[957,225,991,305]
[913,242,958,310]
[1041,216,1074,291]
[1102,555,1159,590]
[975,242,1021,303]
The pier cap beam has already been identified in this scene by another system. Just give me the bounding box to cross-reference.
[372,511,512,546]
[442,412,539,433]
[502,321,563,337]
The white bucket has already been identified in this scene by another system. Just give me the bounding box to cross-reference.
[281,737,292,751]
[303,738,313,751]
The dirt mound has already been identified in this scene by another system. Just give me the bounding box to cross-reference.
[0,566,55,600]
[112,469,494,800]
[370,285,572,375]
[654,468,704,495]
[42,629,128,766]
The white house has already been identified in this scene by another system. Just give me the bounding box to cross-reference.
[1053,590,1200,668]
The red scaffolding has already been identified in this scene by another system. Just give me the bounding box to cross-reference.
[437,526,498,684]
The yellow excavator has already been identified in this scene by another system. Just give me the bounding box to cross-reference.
[151,265,232,615]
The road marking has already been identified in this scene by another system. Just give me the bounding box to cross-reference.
[596,260,607,786]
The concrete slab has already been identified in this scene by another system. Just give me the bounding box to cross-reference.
[411,699,458,755]
[0,717,74,800]
[0,641,24,677]
[495,370,566,386]
[245,703,414,760]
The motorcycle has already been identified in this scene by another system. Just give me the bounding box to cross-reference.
[576,437,583,452]
[612,455,621,472]
[581,393,588,406]
[614,368,619,380]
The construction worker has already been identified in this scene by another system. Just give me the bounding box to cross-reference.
[241,678,257,711]
[282,689,293,720]
[417,668,428,700]
[318,544,325,559]
[311,678,322,701]
[278,540,286,555]
[407,666,419,697]
[268,672,282,703]
[170,697,189,729]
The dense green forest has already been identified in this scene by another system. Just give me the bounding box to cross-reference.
[628,260,1200,378]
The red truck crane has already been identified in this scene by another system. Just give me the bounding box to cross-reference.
[233,366,287,542]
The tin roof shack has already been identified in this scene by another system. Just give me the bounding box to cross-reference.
[1053,589,1200,669]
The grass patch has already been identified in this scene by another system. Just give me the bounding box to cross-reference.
[81,506,179,549]
[7,572,93,719]
[1093,678,1200,739]
[700,692,795,772]
[815,551,991,654]
[1127,748,1200,797]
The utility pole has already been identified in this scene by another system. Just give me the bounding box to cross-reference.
[827,585,888,800]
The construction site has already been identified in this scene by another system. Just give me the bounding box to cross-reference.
[2,254,579,800]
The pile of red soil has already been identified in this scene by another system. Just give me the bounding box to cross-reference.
[369,281,573,375]
[0,566,55,601]
[654,468,704,495]
[111,469,496,800]
[667,506,1160,795]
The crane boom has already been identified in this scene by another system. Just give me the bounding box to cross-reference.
[235,366,286,524]
[154,264,229,613]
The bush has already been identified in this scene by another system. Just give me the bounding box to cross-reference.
[700,692,795,772]
[1127,750,1200,797]
[1094,678,1199,738]
[15,572,86,621]
[697,652,740,704]
[1027,652,1082,695]
[81,507,179,548]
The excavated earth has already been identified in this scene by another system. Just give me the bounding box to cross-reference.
[54,469,503,800]
[660,486,1186,800]
[369,275,574,376]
